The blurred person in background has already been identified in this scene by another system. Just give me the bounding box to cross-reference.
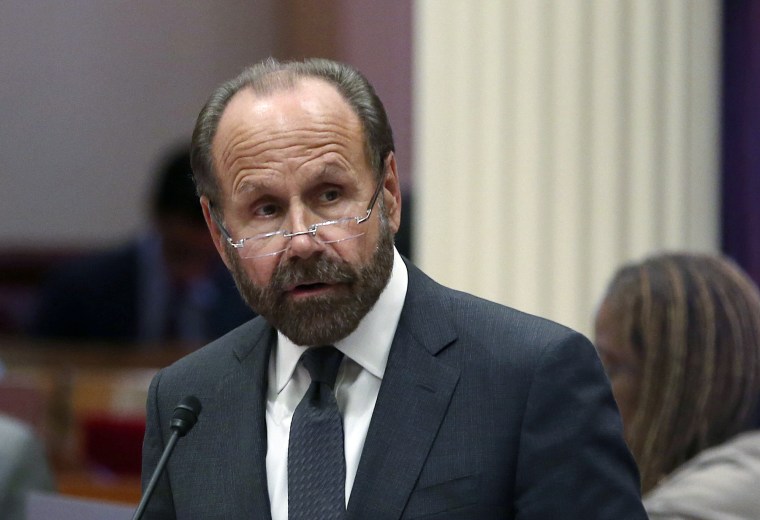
[0,412,54,520]
[30,147,254,346]
[595,252,760,520]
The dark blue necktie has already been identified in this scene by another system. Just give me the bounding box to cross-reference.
[288,346,346,520]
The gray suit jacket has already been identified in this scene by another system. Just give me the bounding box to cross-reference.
[0,414,54,520]
[141,261,647,519]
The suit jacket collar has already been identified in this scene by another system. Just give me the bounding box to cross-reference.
[213,318,274,519]
[347,260,461,519]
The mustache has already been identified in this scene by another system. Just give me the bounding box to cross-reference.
[270,256,357,291]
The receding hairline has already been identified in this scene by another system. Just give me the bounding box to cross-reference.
[217,75,364,129]
[208,76,374,182]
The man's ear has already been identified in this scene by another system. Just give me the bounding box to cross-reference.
[200,195,233,270]
[382,152,402,234]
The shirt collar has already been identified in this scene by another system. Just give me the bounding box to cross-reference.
[275,247,408,393]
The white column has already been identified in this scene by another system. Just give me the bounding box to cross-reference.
[413,0,721,335]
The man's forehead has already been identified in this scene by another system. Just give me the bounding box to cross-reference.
[211,78,371,189]
[212,78,361,159]
[211,77,368,171]
[221,77,355,125]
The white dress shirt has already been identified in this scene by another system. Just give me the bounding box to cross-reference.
[266,248,409,520]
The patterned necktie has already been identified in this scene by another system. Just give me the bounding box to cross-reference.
[288,346,346,520]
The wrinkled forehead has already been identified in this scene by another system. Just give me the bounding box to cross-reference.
[211,78,369,175]
[208,78,373,199]
[216,78,362,146]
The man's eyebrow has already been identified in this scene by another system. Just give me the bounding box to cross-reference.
[312,163,355,183]
[233,177,276,196]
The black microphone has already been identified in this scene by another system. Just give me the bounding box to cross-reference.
[132,395,202,520]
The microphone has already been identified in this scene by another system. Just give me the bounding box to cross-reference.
[132,395,202,520]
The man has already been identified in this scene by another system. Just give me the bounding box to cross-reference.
[141,58,647,519]
[31,148,254,345]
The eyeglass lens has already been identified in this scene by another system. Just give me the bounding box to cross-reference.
[240,217,366,259]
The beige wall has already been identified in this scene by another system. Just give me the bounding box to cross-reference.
[0,1,277,247]
[0,1,414,248]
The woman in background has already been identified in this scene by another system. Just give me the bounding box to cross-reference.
[595,253,760,519]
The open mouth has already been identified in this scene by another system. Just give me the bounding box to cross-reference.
[297,282,330,291]
[287,281,336,298]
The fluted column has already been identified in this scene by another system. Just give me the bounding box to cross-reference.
[413,0,720,334]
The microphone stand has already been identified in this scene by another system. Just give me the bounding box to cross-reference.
[132,395,201,520]
[131,430,181,520]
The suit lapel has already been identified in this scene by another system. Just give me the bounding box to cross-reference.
[347,263,460,520]
[212,322,275,519]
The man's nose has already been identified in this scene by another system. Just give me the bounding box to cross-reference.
[284,207,325,260]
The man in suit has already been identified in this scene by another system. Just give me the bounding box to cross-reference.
[141,58,647,519]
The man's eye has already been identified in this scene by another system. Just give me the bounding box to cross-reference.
[320,189,341,203]
[254,203,280,218]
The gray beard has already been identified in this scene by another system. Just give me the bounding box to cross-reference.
[226,214,395,346]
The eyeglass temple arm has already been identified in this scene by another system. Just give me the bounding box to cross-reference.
[362,179,385,220]
[207,203,235,243]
